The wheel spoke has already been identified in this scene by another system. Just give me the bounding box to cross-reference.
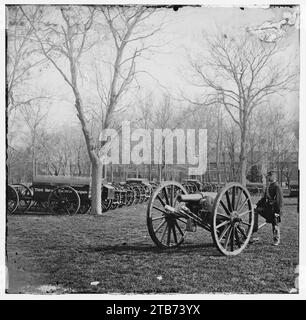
[52,192,61,200]
[152,215,165,221]
[225,191,233,212]
[239,209,252,217]
[153,205,167,215]
[216,212,231,220]
[163,187,170,205]
[240,221,251,227]
[176,217,187,225]
[166,223,171,246]
[237,197,248,214]
[216,220,230,229]
[154,220,166,233]
[219,224,231,241]
[235,228,241,248]
[220,200,231,215]
[172,224,178,243]
[160,224,168,243]
[170,185,174,206]
[237,226,247,239]
[224,227,233,249]
[235,188,242,211]
[156,194,166,207]
[231,226,235,251]
[174,220,184,236]
[231,186,235,211]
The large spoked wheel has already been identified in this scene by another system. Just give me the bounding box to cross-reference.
[102,198,112,212]
[125,187,135,206]
[211,182,254,256]
[132,185,141,205]
[147,181,188,249]
[138,185,146,203]
[143,184,152,202]
[13,184,33,213]
[118,192,125,207]
[7,185,19,214]
[79,200,91,214]
[48,186,80,215]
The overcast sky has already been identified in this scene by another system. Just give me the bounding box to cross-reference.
[19,5,299,128]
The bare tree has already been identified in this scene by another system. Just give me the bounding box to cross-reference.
[7,6,49,115]
[20,5,161,214]
[19,5,106,213]
[188,32,297,185]
[246,104,297,185]
[18,101,48,177]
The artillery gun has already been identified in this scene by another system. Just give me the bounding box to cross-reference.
[147,181,255,256]
[6,175,115,214]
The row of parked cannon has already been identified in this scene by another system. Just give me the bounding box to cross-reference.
[6,176,241,215]
[7,177,153,215]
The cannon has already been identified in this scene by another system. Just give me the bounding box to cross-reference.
[147,181,255,256]
[126,178,152,204]
[7,175,115,215]
[7,185,20,214]
[182,179,204,193]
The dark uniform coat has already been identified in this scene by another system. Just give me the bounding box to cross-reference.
[256,181,284,223]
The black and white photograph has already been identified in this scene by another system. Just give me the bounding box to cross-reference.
[2,1,302,298]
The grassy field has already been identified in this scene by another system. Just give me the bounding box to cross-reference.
[6,197,299,294]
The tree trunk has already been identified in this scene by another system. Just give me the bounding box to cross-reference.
[239,125,247,186]
[223,152,228,182]
[91,157,102,215]
[72,82,103,214]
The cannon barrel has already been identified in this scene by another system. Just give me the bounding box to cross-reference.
[177,192,218,203]
[177,193,204,202]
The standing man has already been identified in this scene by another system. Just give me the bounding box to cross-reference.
[253,171,284,245]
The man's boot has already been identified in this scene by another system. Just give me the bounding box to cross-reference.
[249,211,260,243]
[273,225,280,246]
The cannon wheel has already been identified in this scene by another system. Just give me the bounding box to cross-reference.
[211,182,254,256]
[7,185,19,214]
[138,185,146,203]
[102,198,112,212]
[79,201,91,214]
[14,183,33,213]
[143,184,152,201]
[132,185,141,205]
[125,187,134,206]
[48,186,80,215]
[147,181,188,249]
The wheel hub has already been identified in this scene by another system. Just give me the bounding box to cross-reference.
[230,211,241,225]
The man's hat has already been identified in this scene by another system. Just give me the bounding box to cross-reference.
[266,170,276,176]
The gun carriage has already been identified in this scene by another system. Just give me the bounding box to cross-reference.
[126,178,152,203]
[147,181,255,256]
[7,175,115,214]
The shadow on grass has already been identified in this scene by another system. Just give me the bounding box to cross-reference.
[86,242,222,257]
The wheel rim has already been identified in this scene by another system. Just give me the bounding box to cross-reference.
[79,202,91,214]
[143,185,152,201]
[211,182,254,256]
[126,189,134,206]
[132,185,140,204]
[7,185,19,214]
[147,181,188,248]
[138,185,146,203]
[13,184,33,213]
[48,186,80,215]
[102,199,112,211]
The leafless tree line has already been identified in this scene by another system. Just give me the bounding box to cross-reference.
[7,5,299,214]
